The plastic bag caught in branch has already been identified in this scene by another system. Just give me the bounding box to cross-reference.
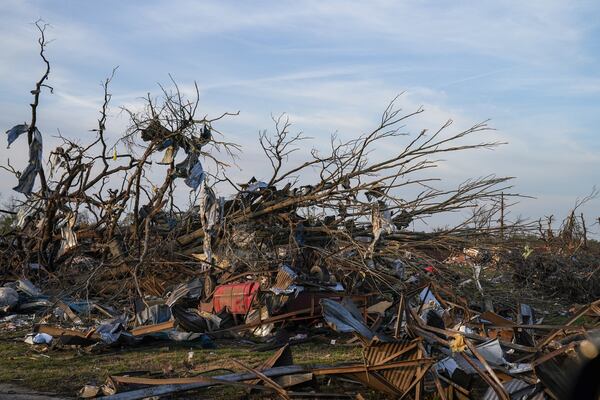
[14,128,43,194]
[184,160,205,190]
[5,124,29,148]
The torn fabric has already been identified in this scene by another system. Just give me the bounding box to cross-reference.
[247,180,268,192]
[13,128,43,194]
[184,160,205,190]
[5,123,28,148]
[200,124,211,141]
[175,152,205,190]
[175,152,198,179]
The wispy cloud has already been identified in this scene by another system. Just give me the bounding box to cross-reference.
[0,0,598,229]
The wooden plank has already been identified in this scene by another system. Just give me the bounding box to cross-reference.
[233,360,290,400]
[458,353,508,400]
[112,374,278,394]
[398,364,431,400]
[112,375,211,385]
[36,325,100,340]
[464,339,509,400]
[394,294,404,339]
[55,300,83,324]
[99,365,305,400]
[538,299,600,348]
[436,373,470,396]
[417,322,537,353]
[210,308,316,334]
[250,344,292,385]
[273,373,313,388]
[378,341,418,365]
[130,320,175,336]
[480,311,515,327]
[530,341,578,367]
[313,359,434,376]
[432,372,449,400]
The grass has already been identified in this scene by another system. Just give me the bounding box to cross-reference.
[0,329,363,398]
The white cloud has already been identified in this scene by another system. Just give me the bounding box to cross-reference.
[134,0,588,65]
[0,0,598,226]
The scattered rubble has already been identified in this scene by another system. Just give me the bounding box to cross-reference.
[1,23,599,399]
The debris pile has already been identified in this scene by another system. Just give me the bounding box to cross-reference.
[1,27,600,398]
[3,275,599,399]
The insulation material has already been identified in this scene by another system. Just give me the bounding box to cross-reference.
[15,199,41,228]
[160,145,178,164]
[199,180,220,263]
[58,212,78,256]
[370,200,396,252]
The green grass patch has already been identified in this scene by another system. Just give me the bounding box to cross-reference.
[0,330,362,398]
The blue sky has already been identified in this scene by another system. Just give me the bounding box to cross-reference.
[1,0,599,232]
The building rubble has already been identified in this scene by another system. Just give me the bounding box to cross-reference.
[2,37,600,398]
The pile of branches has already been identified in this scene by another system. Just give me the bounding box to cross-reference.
[511,251,600,304]
[0,23,544,308]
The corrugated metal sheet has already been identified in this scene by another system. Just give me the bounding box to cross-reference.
[482,379,546,400]
[379,343,422,392]
[362,338,423,393]
[321,298,377,340]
